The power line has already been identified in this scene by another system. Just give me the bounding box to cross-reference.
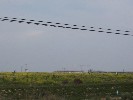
[0,17,132,37]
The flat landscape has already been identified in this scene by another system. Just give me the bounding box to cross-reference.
[0,72,133,99]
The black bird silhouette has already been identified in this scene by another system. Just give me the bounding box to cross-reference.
[107,29,111,30]
[34,23,40,25]
[50,25,56,27]
[27,22,32,24]
[18,21,24,23]
[106,32,112,33]
[21,19,26,20]
[123,34,129,35]
[115,33,120,34]
[38,21,43,22]
[1,19,9,21]
[73,25,77,26]
[10,20,16,22]
[4,19,9,20]
[98,31,104,32]
[30,20,35,21]
[125,31,130,32]
[82,26,85,27]
[116,30,120,31]
[12,18,17,19]
[42,24,47,26]
[90,27,94,28]
[56,23,60,24]
[58,26,63,27]
[64,24,69,25]
[81,29,87,30]
[72,28,79,29]
[66,27,71,28]
[47,22,52,23]
[89,30,95,31]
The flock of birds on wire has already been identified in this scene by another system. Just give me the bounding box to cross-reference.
[0,17,132,37]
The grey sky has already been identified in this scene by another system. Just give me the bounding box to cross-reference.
[0,0,133,72]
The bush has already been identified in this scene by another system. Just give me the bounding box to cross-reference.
[62,80,69,85]
[73,79,83,85]
[121,92,132,100]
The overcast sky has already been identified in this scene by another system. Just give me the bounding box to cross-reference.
[0,0,133,72]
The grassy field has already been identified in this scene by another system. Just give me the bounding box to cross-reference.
[0,72,133,99]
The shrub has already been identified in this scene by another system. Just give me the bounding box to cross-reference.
[62,80,69,85]
[73,79,83,85]
[121,92,132,100]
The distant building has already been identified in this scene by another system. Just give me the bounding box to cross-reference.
[54,70,84,73]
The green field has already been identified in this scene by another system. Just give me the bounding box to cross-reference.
[0,72,133,99]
